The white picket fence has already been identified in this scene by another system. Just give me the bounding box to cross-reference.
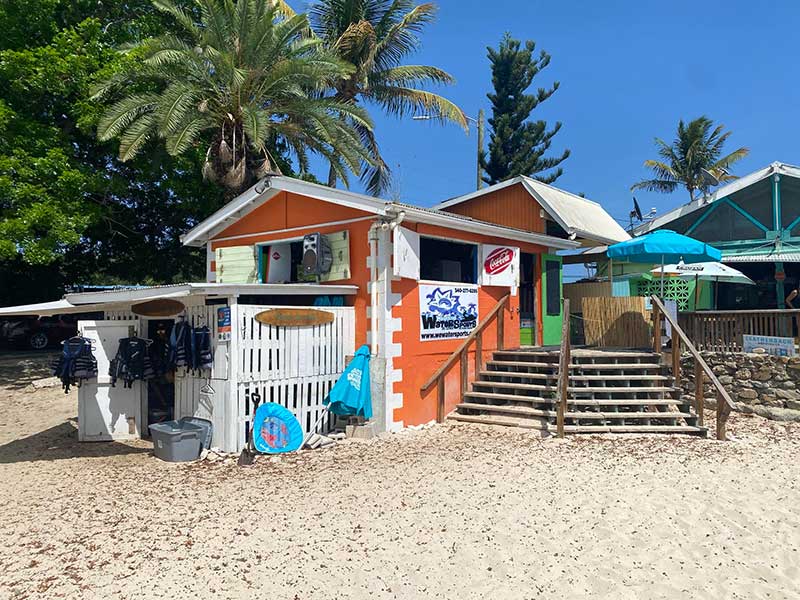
[236,305,356,450]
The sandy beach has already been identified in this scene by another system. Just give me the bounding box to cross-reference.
[1,351,799,600]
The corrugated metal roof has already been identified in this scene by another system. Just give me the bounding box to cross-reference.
[520,178,631,245]
[634,161,800,235]
[434,176,629,245]
[722,251,800,263]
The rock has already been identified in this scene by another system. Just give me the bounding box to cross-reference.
[753,367,773,382]
[735,369,752,381]
[347,422,376,439]
[775,388,800,401]
[713,365,728,376]
[737,389,758,402]
[307,433,322,449]
[724,361,739,371]
[31,377,59,389]
[781,380,796,389]
[718,375,734,385]
[739,404,800,422]
[327,432,347,441]
[751,381,769,390]
[786,399,800,411]
[318,435,335,447]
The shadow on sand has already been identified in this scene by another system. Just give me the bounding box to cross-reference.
[0,350,58,390]
[0,417,151,464]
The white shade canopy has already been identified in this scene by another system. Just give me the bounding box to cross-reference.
[650,261,755,285]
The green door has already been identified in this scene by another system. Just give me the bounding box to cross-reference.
[541,253,563,346]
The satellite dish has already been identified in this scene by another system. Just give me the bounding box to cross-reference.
[700,168,720,187]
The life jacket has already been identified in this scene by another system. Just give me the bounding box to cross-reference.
[109,337,155,388]
[52,337,98,393]
[191,326,213,372]
[167,321,191,369]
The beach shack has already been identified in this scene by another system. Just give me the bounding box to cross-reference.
[0,175,626,451]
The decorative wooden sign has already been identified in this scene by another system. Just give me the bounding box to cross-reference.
[131,298,186,317]
[255,308,335,327]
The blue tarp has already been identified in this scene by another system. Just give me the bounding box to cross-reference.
[324,344,372,419]
[607,230,722,264]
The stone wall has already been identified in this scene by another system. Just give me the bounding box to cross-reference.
[681,351,800,422]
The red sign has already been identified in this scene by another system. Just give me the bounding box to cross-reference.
[272,251,281,260]
[776,271,786,282]
[484,247,514,275]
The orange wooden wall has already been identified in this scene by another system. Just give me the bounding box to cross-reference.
[390,222,546,426]
[444,182,546,233]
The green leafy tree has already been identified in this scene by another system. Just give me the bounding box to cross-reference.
[481,33,569,186]
[94,0,375,196]
[631,116,749,201]
[297,0,466,195]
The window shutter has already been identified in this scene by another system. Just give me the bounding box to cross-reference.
[480,244,519,287]
[393,226,420,280]
[319,231,351,282]
[215,246,257,283]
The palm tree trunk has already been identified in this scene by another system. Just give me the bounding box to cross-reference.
[327,163,337,188]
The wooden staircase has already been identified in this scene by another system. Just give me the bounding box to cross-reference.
[449,348,708,436]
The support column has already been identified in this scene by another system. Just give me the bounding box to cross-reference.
[776,261,785,310]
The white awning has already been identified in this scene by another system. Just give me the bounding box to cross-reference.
[0,299,92,317]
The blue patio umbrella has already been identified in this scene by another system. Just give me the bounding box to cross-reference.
[607,230,722,296]
[324,344,372,419]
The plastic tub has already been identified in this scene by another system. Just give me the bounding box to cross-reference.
[178,417,213,450]
[149,420,204,462]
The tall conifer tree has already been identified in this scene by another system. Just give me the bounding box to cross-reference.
[481,34,569,185]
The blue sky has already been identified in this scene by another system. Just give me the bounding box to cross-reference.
[293,0,800,229]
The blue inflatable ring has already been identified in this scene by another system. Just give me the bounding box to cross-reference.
[252,402,304,454]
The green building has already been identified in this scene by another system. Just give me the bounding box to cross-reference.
[626,162,800,310]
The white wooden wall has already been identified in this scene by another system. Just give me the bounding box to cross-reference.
[236,306,356,451]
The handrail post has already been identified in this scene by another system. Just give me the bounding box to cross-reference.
[671,329,681,388]
[475,331,483,375]
[694,360,704,428]
[653,302,662,353]
[497,304,505,350]
[436,377,445,423]
[557,298,571,438]
[716,391,730,440]
[460,349,468,400]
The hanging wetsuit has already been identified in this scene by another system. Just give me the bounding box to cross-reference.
[52,337,98,393]
[109,337,155,388]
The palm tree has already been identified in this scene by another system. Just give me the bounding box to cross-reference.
[93,0,375,195]
[294,0,467,195]
[631,116,749,202]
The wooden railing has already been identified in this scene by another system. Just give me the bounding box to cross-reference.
[556,298,571,438]
[651,296,737,440]
[679,309,800,352]
[420,294,511,423]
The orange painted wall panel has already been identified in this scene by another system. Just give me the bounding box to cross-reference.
[390,222,547,426]
[444,182,546,233]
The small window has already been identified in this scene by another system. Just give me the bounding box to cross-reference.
[420,237,477,284]
[260,241,313,283]
[546,260,561,316]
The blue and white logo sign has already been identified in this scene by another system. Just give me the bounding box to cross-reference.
[419,283,479,341]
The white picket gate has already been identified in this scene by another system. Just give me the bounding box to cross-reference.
[236,305,356,450]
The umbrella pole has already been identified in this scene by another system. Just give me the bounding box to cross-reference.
[694,274,700,309]
[660,255,665,299]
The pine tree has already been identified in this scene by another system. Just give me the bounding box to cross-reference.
[481,34,570,185]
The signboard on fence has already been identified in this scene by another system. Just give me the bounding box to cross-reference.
[419,283,478,341]
[217,306,232,342]
[742,334,796,357]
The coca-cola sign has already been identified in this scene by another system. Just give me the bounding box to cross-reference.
[484,247,514,275]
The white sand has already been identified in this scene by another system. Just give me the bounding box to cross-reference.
[1,352,799,599]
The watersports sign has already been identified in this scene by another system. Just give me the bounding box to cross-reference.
[742,334,796,357]
[217,306,231,342]
[419,283,478,341]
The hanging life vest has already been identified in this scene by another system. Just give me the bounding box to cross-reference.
[109,337,155,388]
[191,326,214,372]
[52,337,98,393]
[167,321,191,370]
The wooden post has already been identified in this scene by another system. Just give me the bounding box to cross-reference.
[716,392,731,441]
[436,377,445,423]
[497,305,505,350]
[653,302,662,353]
[694,360,704,428]
[460,349,468,400]
[557,298,571,438]
[475,331,483,375]
[671,332,681,385]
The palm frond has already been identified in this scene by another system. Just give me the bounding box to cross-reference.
[368,85,467,129]
[118,113,156,161]
[97,94,159,141]
[165,117,206,155]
